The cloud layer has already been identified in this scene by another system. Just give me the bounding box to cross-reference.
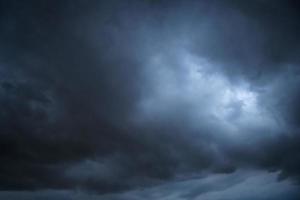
[0,0,300,199]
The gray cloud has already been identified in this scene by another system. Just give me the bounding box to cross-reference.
[0,171,299,200]
[0,0,300,198]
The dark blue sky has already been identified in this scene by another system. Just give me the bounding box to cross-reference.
[0,0,300,199]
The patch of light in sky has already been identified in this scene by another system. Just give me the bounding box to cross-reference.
[134,49,278,135]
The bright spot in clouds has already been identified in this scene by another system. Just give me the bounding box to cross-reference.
[135,50,277,135]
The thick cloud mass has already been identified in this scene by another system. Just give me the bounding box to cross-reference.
[0,0,300,199]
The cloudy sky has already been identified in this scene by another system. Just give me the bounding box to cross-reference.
[0,0,300,199]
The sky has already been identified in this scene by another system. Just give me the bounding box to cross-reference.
[0,0,300,199]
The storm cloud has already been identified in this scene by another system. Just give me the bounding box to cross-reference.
[0,0,300,199]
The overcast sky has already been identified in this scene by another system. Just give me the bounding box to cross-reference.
[0,0,300,199]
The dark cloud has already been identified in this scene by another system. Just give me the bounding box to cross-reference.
[0,0,300,198]
[0,171,299,200]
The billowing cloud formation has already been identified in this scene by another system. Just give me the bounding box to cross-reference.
[0,0,300,198]
[0,171,299,200]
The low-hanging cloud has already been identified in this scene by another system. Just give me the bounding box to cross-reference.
[0,0,300,198]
